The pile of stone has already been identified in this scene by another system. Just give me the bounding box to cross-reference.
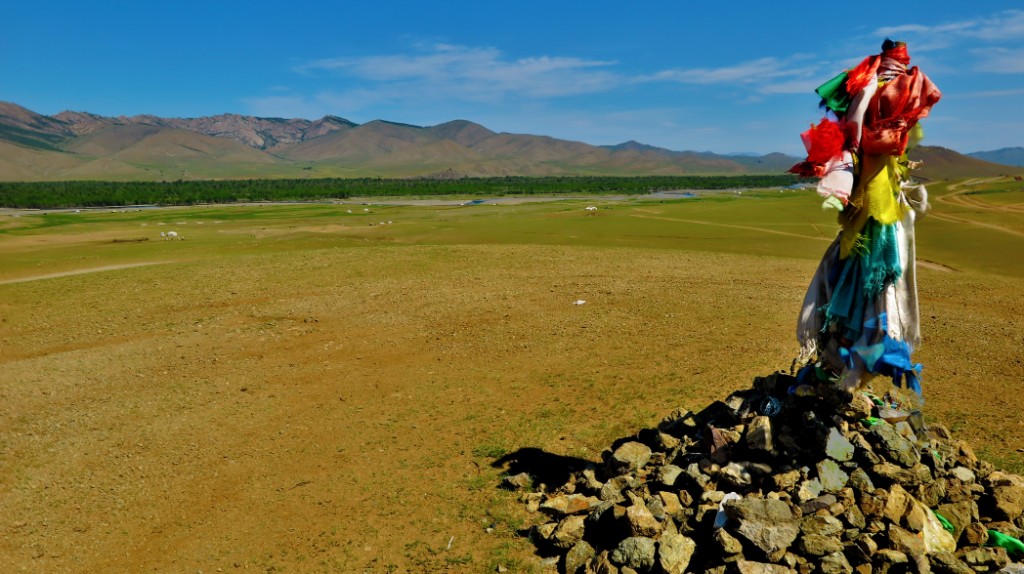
[503,373,1024,574]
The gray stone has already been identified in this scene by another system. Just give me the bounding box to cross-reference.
[801,515,844,537]
[565,540,596,574]
[773,469,802,491]
[883,483,912,523]
[873,461,931,486]
[659,464,683,487]
[551,515,587,549]
[917,478,948,508]
[956,547,1010,571]
[608,442,652,475]
[937,501,974,542]
[658,491,684,519]
[725,497,801,555]
[817,459,849,492]
[502,472,532,490]
[843,503,866,529]
[745,416,774,452]
[657,533,696,574]
[951,466,976,483]
[735,560,797,574]
[850,432,882,466]
[583,551,617,574]
[541,493,598,516]
[873,549,909,574]
[721,462,753,489]
[819,551,854,574]
[868,422,920,468]
[715,527,744,554]
[825,427,855,462]
[610,537,656,571]
[888,525,925,556]
[859,490,886,519]
[992,484,1024,522]
[848,467,875,493]
[599,476,629,502]
[624,503,662,537]
[684,462,712,491]
[796,478,823,503]
[796,534,843,556]
[799,494,837,515]
[964,522,990,545]
[534,521,557,541]
[928,551,973,574]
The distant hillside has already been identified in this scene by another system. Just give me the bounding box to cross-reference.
[911,146,1023,181]
[967,147,1024,167]
[0,101,1015,182]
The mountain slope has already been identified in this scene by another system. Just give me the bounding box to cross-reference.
[0,102,1016,182]
[967,147,1024,167]
[912,146,1023,180]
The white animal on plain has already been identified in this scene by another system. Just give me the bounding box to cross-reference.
[166,231,179,240]
[585,206,598,212]
[160,232,166,239]
[573,300,586,305]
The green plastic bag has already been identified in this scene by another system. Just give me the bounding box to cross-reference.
[987,529,1024,557]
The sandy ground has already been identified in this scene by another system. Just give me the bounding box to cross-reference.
[2,210,1023,573]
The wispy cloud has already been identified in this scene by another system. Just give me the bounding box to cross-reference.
[875,10,1024,50]
[972,47,1024,73]
[956,86,1024,98]
[645,55,823,96]
[297,44,622,101]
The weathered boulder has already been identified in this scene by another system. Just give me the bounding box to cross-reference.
[657,533,696,574]
[610,537,656,571]
[725,497,800,556]
[565,540,596,574]
[607,442,652,476]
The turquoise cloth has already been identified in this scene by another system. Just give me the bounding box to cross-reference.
[824,219,902,342]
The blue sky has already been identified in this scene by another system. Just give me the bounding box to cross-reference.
[3,1,1023,155]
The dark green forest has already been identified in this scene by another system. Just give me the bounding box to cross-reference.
[0,175,800,209]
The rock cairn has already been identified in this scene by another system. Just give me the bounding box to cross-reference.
[503,373,1024,574]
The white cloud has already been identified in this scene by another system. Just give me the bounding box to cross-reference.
[296,44,621,101]
[875,9,1024,44]
[649,57,807,85]
[972,47,1024,74]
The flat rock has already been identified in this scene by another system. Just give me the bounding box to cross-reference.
[825,427,855,462]
[868,422,920,468]
[745,415,774,452]
[610,536,656,571]
[657,533,696,574]
[735,560,797,574]
[564,540,595,574]
[817,459,849,492]
[725,497,800,556]
[819,551,854,574]
[607,442,652,475]
[551,515,587,549]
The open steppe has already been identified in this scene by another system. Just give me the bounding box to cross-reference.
[2,180,1024,572]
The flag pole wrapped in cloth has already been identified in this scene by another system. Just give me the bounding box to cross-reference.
[791,39,941,397]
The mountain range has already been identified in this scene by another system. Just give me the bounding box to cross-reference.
[1,101,1020,182]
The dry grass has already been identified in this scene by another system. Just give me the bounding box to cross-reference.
[1,189,1022,572]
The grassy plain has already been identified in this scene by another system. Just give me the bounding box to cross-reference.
[2,179,1024,573]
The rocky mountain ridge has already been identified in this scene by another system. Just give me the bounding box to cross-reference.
[1,101,1020,182]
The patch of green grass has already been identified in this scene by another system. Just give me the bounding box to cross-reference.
[473,443,510,459]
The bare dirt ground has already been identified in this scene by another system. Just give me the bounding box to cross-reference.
[2,203,1023,573]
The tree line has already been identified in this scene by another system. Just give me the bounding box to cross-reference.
[0,175,800,209]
